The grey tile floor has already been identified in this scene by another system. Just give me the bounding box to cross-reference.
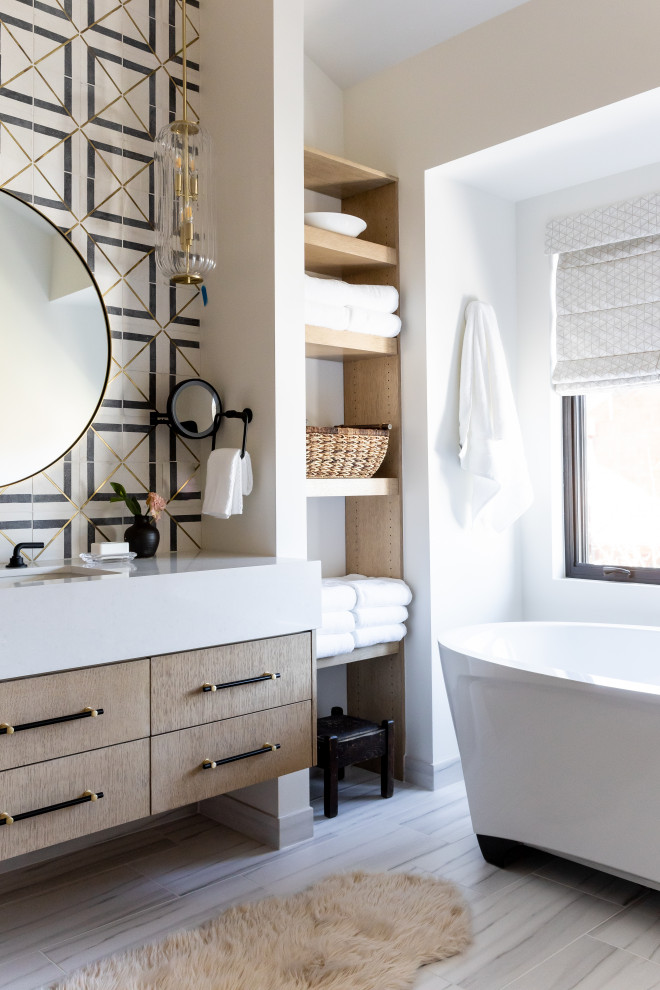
[2,770,660,989]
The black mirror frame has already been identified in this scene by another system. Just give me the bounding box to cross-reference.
[166,378,222,440]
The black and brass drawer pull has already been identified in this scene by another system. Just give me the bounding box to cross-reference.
[201,742,280,770]
[0,789,103,826]
[0,706,104,736]
[201,672,281,693]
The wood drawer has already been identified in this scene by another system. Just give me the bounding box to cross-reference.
[0,660,150,771]
[151,701,313,813]
[0,738,150,860]
[151,633,312,734]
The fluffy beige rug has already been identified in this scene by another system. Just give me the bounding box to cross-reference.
[50,871,471,990]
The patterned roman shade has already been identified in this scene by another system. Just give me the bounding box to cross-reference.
[546,192,660,394]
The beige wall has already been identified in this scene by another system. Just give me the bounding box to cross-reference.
[342,0,660,782]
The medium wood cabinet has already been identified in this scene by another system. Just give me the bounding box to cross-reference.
[0,632,315,861]
[304,147,405,776]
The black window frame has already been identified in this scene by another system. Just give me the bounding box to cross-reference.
[563,394,660,585]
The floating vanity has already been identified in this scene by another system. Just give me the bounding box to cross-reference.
[0,552,320,861]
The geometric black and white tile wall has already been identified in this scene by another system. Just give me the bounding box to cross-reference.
[0,0,203,560]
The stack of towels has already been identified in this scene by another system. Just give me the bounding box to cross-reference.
[317,574,412,659]
[305,274,401,338]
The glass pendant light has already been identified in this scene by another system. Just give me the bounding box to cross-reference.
[154,0,216,286]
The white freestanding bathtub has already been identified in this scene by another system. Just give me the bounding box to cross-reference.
[439,621,660,889]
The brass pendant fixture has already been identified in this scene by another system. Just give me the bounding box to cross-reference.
[154,0,216,286]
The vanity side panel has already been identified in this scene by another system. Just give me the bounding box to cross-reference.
[0,739,150,859]
[150,634,312,734]
[151,701,313,813]
[0,660,150,771]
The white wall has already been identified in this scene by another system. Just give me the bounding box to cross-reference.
[342,0,660,783]
[422,176,521,774]
[519,160,660,624]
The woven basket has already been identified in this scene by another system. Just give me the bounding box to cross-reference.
[306,424,391,479]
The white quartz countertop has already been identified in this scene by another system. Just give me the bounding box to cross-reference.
[0,552,321,680]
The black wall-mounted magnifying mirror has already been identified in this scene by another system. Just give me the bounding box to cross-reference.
[167,379,221,439]
[154,379,253,456]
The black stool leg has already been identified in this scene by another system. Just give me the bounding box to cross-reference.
[323,734,339,818]
[381,719,394,799]
[338,767,345,781]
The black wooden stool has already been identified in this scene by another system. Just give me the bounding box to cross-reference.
[316,706,394,818]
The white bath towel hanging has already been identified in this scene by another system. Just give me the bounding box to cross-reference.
[458,301,533,531]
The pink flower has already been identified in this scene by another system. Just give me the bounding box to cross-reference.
[146,492,167,522]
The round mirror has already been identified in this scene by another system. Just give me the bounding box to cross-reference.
[0,190,111,487]
[167,379,222,439]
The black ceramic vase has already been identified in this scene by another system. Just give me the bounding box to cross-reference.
[124,514,160,558]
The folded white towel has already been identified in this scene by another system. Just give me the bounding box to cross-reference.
[321,578,358,612]
[347,306,401,338]
[459,301,533,531]
[352,605,408,628]
[304,274,399,314]
[304,299,350,331]
[318,610,356,635]
[340,575,412,608]
[202,449,252,519]
[317,632,355,659]
[345,282,399,314]
[352,623,406,649]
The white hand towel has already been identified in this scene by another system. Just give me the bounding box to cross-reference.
[352,605,408,628]
[347,306,401,338]
[304,299,350,331]
[321,578,358,612]
[318,610,356,635]
[228,451,253,516]
[317,632,355,659]
[352,623,406,649]
[242,452,253,495]
[202,449,242,519]
[459,301,533,531]
[341,575,412,608]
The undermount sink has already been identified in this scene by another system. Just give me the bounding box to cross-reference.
[0,564,124,587]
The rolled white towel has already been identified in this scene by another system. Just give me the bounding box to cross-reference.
[352,605,408,628]
[345,282,399,314]
[318,610,356,635]
[347,306,401,338]
[304,299,349,331]
[305,274,399,314]
[352,623,406,649]
[317,632,355,659]
[321,578,358,612]
[341,575,412,608]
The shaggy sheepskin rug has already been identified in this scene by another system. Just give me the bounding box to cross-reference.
[50,871,471,990]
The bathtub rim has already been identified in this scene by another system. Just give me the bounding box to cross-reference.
[438,619,660,697]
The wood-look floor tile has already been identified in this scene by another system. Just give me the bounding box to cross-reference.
[0,866,175,962]
[0,951,64,990]
[504,934,660,989]
[430,874,625,990]
[411,833,546,896]
[128,820,274,895]
[591,890,660,962]
[42,873,265,976]
[533,857,646,906]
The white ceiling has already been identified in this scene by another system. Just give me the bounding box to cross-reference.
[304,0,533,89]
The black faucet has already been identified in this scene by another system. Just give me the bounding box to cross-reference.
[6,542,44,569]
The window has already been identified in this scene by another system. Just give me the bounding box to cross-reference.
[563,386,660,583]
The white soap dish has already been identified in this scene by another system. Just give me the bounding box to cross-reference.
[304,212,367,237]
[80,552,137,565]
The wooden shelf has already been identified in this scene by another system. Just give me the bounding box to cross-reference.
[305,225,396,275]
[304,147,396,198]
[317,642,400,670]
[306,477,399,498]
[305,325,398,361]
